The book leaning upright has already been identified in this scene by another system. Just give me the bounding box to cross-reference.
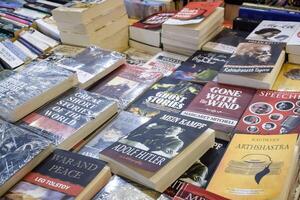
[100,111,215,192]
[0,60,77,122]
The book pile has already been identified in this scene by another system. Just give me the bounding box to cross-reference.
[162,2,224,56]
[52,0,129,52]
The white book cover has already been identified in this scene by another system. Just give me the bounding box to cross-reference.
[246,20,300,43]
[13,40,38,60]
[14,8,48,20]
[0,43,24,69]
[20,31,50,52]
[29,29,59,48]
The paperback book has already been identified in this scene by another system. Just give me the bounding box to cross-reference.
[128,77,202,118]
[100,111,215,192]
[172,50,231,83]
[0,119,52,196]
[272,63,300,91]
[90,65,162,109]
[124,48,154,68]
[19,88,117,150]
[78,111,150,159]
[235,90,300,135]
[181,81,256,141]
[5,149,111,200]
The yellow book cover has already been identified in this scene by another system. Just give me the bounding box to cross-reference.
[272,63,300,91]
[207,134,298,200]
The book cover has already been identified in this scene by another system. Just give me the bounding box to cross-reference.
[174,184,229,200]
[272,63,300,91]
[162,139,228,199]
[235,90,300,135]
[203,28,249,54]
[19,88,115,146]
[246,20,299,43]
[0,70,15,80]
[101,111,212,172]
[2,39,30,62]
[78,111,150,159]
[0,60,75,122]
[128,77,202,118]
[173,50,231,83]
[0,42,24,69]
[164,2,222,25]
[220,41,284,74]
[93,175,161,200]
[133,12,175,30]
[90,65,162,109]
[56,46,125,88]
[207,134,298,200]
[182,81,256,134]
[5,149,108,199]
[0,119,50,192]
[143,52,187,76]
[124,48,154,68]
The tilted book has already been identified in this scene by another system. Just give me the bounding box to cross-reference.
[127,77,202,118]
[19,88,118,150]
[173,50,231,83]
[0,60,77,122]
[5,149,111,200]
[207,134,299,200]
[100,111,215,192]
[182,81,256,141]
[0,119,52,196]
[78,111,150,159]
[235,90,300,135]
[272,63,300,92]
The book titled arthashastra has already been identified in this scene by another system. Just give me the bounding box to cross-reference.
[100,111,215,192]
[207,134,299,200]
[4,149,111,200]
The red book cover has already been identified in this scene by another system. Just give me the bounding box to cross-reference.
[182,81,256,133]
[132,12,175,30]
[173,184,229,200]
[235,90,300,134]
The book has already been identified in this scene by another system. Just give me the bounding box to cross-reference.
[129,39,163,55]
[0,42,24,69]
[4,149,111,200]
[127,77,202,118]
[235,89,300,135]
[0,70,15,80]
[90,65,162,109]
[2,39,30,62]
[246,20,300,43]
[13,40,38,60]
[0,119,52,196]
[55,46,125,89]
[272,63,300,91]
[100,111,215,192]
[142,51,187,76]
[130,12,174,47]
[233,17,261,33]
[181,81,256,141]
[124,48,155,67]
[36,17,60,41]
[172,50,231,83]
[287,26,300,55]
[19,88,118,150]
[161,139,228,199]
[207,134,299,200]
[173,183,229,200]
[202,28,249,54]
[78,111,150,159]
[92,175,161,200]
[218,41,285,89]
[288,53,300,65]
[49,44,84,57]
[0,60,77,122]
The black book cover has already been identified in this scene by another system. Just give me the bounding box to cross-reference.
[233,17,262,32]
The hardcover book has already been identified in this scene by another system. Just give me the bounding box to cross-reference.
[0,119,52,196]
[235,90,300,135]
[142,51,187,76]
[181,81,256,141]
[246,20,299,43]
[4,149,111,200]
[272,63,300,91]
[100,111,215,192]
[172,50,231,83]
[19,88,118,150]
[90,65,162,109]
[92,175,160,200]
[202,28,249,54]
[55,46,125,89]
[127,77,202,118]
[0,60,77,122]
[78,111,150,159]
[207,134,299,200]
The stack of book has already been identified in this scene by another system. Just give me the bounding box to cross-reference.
[162,2,224,56]
[287,26,300,64]
[52,0,129,52]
